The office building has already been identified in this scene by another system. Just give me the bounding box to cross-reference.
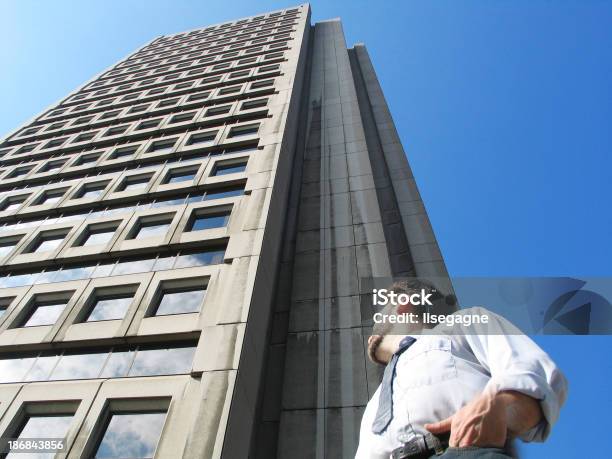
[0,4,451,458]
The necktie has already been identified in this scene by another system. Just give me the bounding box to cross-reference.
[372,336,416,434]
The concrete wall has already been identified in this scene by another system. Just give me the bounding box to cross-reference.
[254,18,453,459]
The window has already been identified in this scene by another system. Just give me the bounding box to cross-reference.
[157,98,179,108]
[43,137,67,149]
[187,91,209,102]
[110,145,138,159]
[0,237,20,258]
[118,175,150,192]
[100,110,121,120]
[173,248,225,268]
[74,181,108,199]
[228,123,259,138]
[204,186,244,200]
[121,93,139,101]
[21,298,69,327]
[7,413,73,457]
[164,168,198,184]
[213,161,247,176]
[206,105,231,116]
[130,218,172,239]
[27,232,67,253]
[187,131,216,146]
[73,115,94,125]
[35,189,66,206]
[187,211,230,231]
[241,98,268,110]
[128,104,149,113]
[95,411,167,459]
[78,226,117,247]
[0,297,13,318]
[51,351,108,379]
[153,284,206,316]
[41,159,66,172]
[1,195,27,211]
[47,122,66,131]
[229,70,250,79]
[128,345,195,375]
[135,119,161,130]
[218,85,240,95]
[73,132,96,142]
[16,144,38,155]
[104,125,129,136]
[174,82,193,90]
[9,166,32,178]
[75,152,100,165]
[86,292,134,322]
[168,112,195,124]
[147,139,176,153]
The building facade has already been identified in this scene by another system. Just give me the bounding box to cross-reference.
[0,4,450,458]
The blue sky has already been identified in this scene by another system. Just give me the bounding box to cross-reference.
[1,1,611,457]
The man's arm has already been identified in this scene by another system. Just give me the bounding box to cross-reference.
[427,308,568,446]
[425,389,543,447]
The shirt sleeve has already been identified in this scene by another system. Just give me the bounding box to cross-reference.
[460,307,568,442]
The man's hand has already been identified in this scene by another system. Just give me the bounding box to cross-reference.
[424,390,543,447]
[425,391,507,447]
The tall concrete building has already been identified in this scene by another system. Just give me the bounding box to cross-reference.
[0,4,451,458]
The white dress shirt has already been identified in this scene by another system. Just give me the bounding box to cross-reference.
[355,307,568,459]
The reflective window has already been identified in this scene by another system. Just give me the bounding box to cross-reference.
[111,257,155,276]
[0,248,224,288]
[80,228,116,247]
[203,186,244,200]
[36,189,65,206]
[6,414,73,459]
[135,119,160,131]
[75,182,107,200]
[119,176,150,192]
[148,139,176,153]
[129,346,195,376]
[53,265,95,282]
[212,162,246,176]
[154,286,206,316]
[76,153,100,165]
[187,212,229,231]
[86,294,133,322]
[131,220,171,239]
[28,233,66,253]
[0,357,36,383]
[187,132,215,146]
[0,238,18,258]
[1,198,26,212]
[95,412,167,459]
[22,300,68,327]
[174,249,225,268]
[164,169,197,184]
[99,350,134,378]
[110,146,137,159]
[0,343,195,384]
[24,355,60,381]
[51,351,108,380]
[104,125,129,137]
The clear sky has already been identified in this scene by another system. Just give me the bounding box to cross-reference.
[1,1,611,457]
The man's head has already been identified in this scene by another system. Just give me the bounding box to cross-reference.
[368,278,446,365]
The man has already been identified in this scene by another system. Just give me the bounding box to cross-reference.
[356,279,568,459]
